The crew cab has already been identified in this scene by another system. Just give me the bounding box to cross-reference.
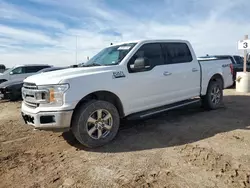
[21,39,233,148]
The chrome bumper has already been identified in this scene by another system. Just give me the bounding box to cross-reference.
[21,109,73,131]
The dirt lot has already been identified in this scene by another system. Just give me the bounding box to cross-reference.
[0,89,250,188]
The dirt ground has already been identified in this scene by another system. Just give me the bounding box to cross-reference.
[0,89,250,188]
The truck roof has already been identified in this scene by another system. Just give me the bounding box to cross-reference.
[112,39,190,46]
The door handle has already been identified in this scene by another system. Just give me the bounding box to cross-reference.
[163,71,172,76]
[192,68,199,72]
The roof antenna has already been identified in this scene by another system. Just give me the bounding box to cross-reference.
[110,43,113,46]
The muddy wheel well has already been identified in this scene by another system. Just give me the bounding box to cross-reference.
[70,91,124,127]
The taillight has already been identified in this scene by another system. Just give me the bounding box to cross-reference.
[230,64,234,75]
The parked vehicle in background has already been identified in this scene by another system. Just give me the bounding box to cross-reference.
[199,55,250,81]
[0,64,6,73]
[0,67,67,101]
[0,78,23,101]
[0,64,52,84]
[21,39,234,148]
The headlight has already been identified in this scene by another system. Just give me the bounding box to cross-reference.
[37,84,69,106]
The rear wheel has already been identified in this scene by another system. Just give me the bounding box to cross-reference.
[201,79,223,110]
[71,100,120,148]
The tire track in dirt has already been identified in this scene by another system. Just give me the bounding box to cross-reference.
[179,144,250,188]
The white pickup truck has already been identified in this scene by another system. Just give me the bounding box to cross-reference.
[21,39,233,147]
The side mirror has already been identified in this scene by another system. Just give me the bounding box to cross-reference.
[9,71,13,75]
[130,57,150,71]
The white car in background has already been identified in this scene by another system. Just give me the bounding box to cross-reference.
[0,64,52,84]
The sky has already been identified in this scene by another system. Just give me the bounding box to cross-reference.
[0,0,249,67]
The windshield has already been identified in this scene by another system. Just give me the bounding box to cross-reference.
[82,43,137,66]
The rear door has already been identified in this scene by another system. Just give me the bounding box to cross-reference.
[161,42,200,101]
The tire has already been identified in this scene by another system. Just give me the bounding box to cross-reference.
[71,100,120,148]
[201,79,223,110]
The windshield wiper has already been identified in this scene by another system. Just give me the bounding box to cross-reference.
[81,63,102,67]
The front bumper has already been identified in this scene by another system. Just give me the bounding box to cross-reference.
[21,109,73,131]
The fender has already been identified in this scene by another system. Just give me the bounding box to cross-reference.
[201,67,223,95]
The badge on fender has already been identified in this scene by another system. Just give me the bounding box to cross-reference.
[113,71,125,79]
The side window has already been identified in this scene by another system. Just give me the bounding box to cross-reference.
[162,43,193,64]
[11,67,25,74]
[25,66,48,73]
[128,43,164,72]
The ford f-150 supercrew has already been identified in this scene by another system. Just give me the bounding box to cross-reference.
[21,39,234,148]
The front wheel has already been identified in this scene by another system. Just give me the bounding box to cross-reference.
[71,100,120,148]
[201,80,223,110]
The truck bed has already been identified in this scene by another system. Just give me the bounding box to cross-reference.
[198,58,233,95]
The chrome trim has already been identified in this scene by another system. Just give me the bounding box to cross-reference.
[22,82,49,107]
[24,101,39,108]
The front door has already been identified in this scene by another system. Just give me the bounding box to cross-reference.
[9,66,28,81]
[123,43,169,114]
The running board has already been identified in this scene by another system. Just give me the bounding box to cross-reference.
[126,98,200,120]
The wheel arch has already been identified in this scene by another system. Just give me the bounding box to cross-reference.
[70,90,125,127]
[201,73,224,96]
[209,73,224,88]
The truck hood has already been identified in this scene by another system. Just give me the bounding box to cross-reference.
[23,66,116,85]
